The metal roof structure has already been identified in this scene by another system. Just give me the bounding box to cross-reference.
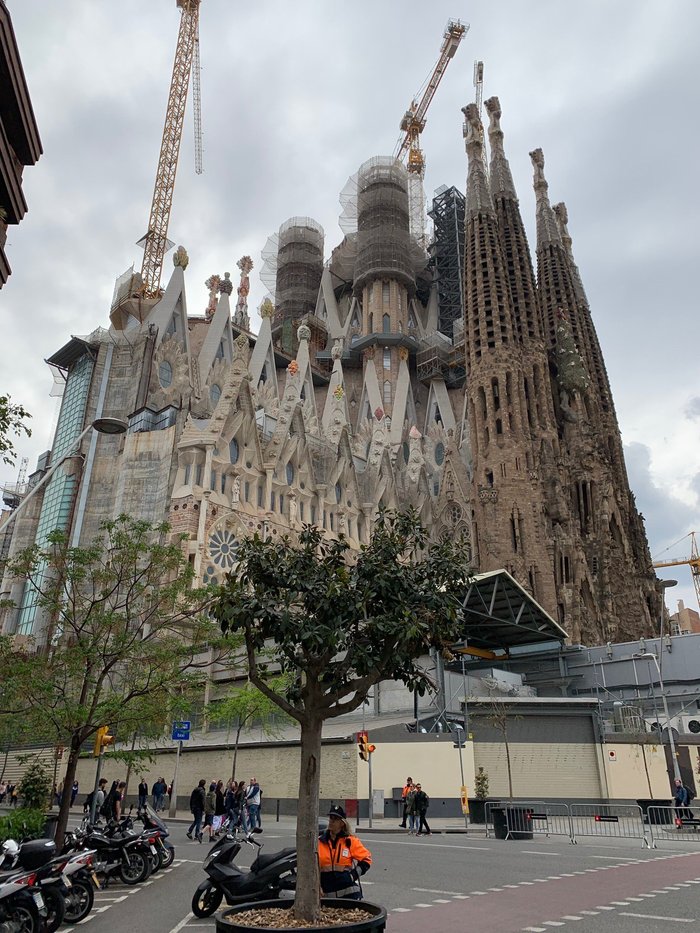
[456,568,567,653]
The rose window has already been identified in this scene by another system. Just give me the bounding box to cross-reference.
[209,528,239,570]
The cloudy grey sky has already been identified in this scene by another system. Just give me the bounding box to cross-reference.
[2,0,699,613]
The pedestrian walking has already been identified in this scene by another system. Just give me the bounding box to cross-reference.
[202,782,217,843]
[405,784,418,834]
[318,805,372,900]
[152,777,166,812]
[137,777,148,810]
[0,781,6,803]
[187,779,206,843]
[70,781,79,806]
[413,783,431,836]
[246,776,262,829]
[114,781,127,821]
[399,777,413,829]
[674,778,694,821]
[9,784,18,808]
[213,779,226,834]
[55,780,64,807]
[84,778,108,815]
[225,780,238,830]
[235,780,248,832]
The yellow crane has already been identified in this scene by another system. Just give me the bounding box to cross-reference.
[394,19,468,246]
[652,531,700,612]
[140,0,202,300]
[395,19,467,172]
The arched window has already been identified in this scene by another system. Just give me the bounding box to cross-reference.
[159,360,172,388]
[383,380,392,409]
[335,482,342,504]
[383,347,391,370]
[382,313,390,333]
[382,281,390,307]
[286,462,294,485]
[434,441,445,466]
[210,384,221,405]
[229,438,239,464]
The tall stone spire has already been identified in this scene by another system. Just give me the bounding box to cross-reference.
[530,148,589,366]
[486,97,541,346]
[462,102,556,612]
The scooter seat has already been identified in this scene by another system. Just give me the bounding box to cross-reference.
[251,848,295,872]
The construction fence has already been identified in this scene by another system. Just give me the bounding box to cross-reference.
[482,801,700,848]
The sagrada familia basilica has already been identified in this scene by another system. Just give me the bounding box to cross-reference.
[1,97,658,650]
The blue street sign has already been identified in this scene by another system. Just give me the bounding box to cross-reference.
[171,721,191,741]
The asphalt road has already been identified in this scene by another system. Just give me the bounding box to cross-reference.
[61,818,700,933]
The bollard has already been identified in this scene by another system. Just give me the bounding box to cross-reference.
[276,798,280,822]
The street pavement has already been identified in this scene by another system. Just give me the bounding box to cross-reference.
[19,811,700,931]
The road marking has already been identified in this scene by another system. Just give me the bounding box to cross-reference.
[433,899,451,903]
[619,913,695,923]
[521,850,561,856]
[370,838,491,851]
[523,928,547,932]
[542,923,565,927]
[415,888,467,896]
[610,901,631,906]
[168,913,197,933]
[594,906,615,910]
[590,854,641,861]
[413,903,433,908]
[579,911,599,916]
[561,917,583,921]
[391,908,411,913]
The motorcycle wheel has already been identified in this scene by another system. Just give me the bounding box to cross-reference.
[4,898,42,933]
[42,887,66,933]
[148,850,161,874]
[158,844,175,869]
[191,882,223,918]
[64,879,95,924]
[119,850,151,885]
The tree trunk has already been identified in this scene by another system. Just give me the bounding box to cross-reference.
[55,738,82,849]
[0,746,9,783]
[231,721,242,781]
[504,722,514,800]
[124,731,138,796]
[293,714,323,923]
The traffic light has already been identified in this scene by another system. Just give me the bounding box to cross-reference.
[93,726,114,757]
[356,731,375,761]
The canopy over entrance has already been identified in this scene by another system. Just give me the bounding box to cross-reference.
[454,569,567,656]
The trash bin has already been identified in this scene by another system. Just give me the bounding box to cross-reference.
[491,806,534,840]
[637,799,673,825]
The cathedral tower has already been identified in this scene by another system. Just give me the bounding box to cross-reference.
[462,102,557,609]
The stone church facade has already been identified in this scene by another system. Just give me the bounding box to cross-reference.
[1,96,658,654]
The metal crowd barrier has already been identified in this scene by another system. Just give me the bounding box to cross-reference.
[647,805,700,844]
[480,800,700,848]
[569,803,651,848]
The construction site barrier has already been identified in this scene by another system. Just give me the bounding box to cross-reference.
[505,802,574,842]
[568,803,650,848]
[648,806,700,844]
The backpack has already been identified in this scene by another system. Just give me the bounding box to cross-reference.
[685,785,696,802]
[84,790,95,809]
[100,790,116,819]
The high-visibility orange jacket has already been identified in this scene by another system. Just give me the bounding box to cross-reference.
[318,831,372,898]
[401,783,413,799]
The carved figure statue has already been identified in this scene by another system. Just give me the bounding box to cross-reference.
[461,102,483,150]
[259,298,275,319]
[231,475,240,504]
[204,274,221,322]
[233,257,253,330]
[288,494,297,526]
[173,245,189,269]
[218,271,234,296]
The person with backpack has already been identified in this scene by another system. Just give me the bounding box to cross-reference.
[202,782,217,843]
[674,778,695,821]
[100,781,119,821]
[187,779,206,843]
[84,778,107,815]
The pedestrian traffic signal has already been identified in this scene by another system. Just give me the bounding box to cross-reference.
[356,731,375,761]
[93,726,114,757]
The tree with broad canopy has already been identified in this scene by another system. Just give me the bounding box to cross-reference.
[212,508,472,923]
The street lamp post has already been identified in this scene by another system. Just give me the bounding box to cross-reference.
[453,724,470,832]
[636,650,682,783]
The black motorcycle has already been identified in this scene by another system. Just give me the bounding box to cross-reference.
[136,805,175,869]
[191,827,297,918]
[63,816,151,886]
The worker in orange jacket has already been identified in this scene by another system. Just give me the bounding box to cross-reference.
[318,805,372,900]
[399,776,413,828]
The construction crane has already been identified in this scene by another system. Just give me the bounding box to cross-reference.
[652,531,700,612]
[394,19,468,246]
[192,26,203,175]
[139,0,202,300]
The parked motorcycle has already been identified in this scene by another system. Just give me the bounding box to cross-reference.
[63,817,151,886]
[0,851,48,933]
[1,839,67,933]
[191,827,296,918]
[61,850,99,925]
[136,805,175,869]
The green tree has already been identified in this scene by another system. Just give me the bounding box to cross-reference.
[212,509,471,922]
[0,394,31,466]
[208,678,293,781]
[0,515,236,847]
[18,759,52,810]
